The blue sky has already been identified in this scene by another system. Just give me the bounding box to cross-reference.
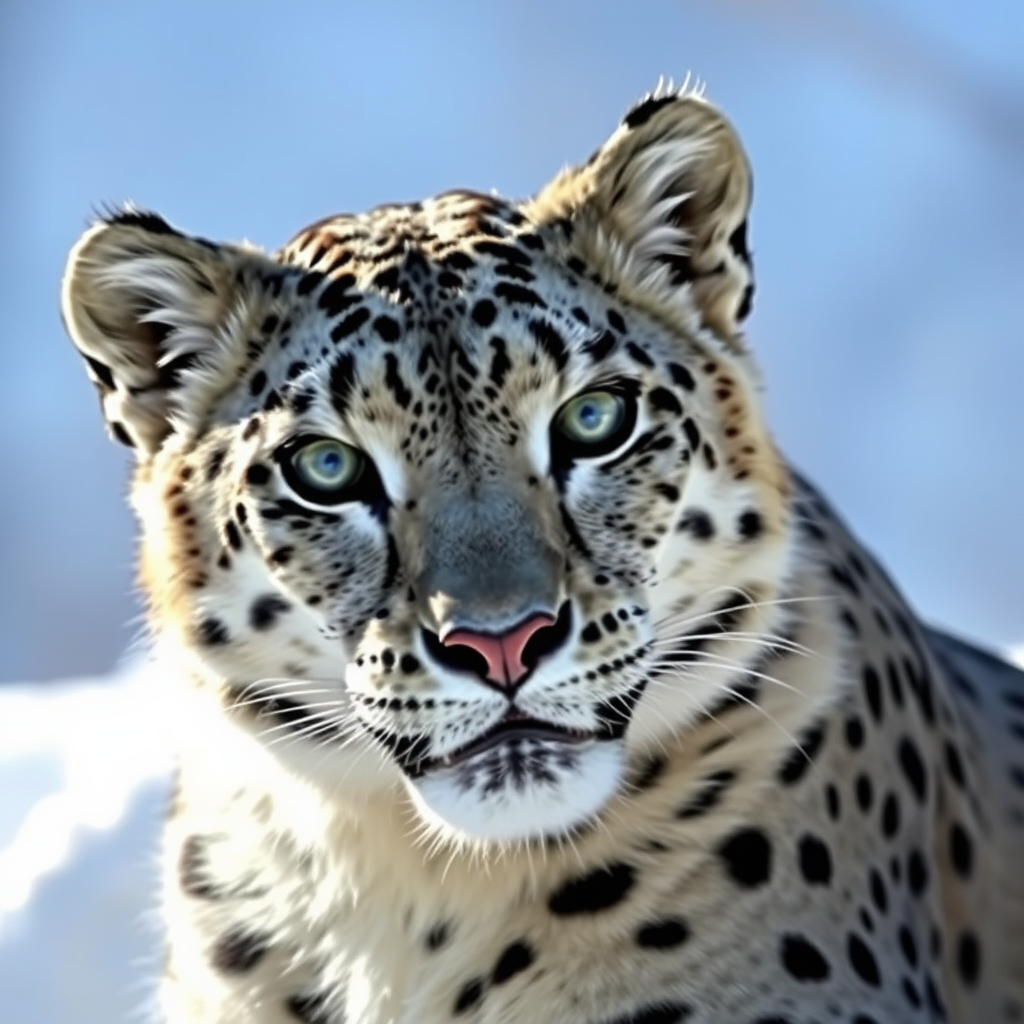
[1,0,1022,679]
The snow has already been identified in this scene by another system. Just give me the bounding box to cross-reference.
[0,662,174,1024]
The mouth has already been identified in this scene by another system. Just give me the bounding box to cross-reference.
[423,712,596,773]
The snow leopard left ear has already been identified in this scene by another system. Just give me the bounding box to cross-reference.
[61,207,284,457]
[528,86,754,347]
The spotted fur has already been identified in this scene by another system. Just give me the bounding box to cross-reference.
[62,85,1024,1023]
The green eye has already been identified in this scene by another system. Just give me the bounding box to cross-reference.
[556,391,627,445]
[287,438,363,499]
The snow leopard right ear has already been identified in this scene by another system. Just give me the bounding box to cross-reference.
[61,207,284,457]
[528,86,754,349]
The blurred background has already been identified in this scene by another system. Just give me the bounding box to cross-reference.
[0,0,1021,1020]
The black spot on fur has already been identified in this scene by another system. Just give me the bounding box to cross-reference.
[373,314,402,343]
[625,341,654,367]
[635,918,690,950]
[845,715,865,749]
[881,792,900,839]
[718,827,772,887]
[296,271,325,296]
[210,927,270,974]
[195,616,230,646]
[206,446,228,481]
[474,239,531,265]
[904,656,936,726]
[249,594,291,631]
[863,665,883,723]
[631,753,667,791]
[856,774,874,813]
[869,868,888,913]
[246,463,271,486]
[737,510,763,540]
[330,352,357,415]
[178,835,222,899]
[548,862,636,915]
[848,933,881,986]
[224,520,243,551]
[453,977,485,1014]
[797,834,832,885]
[600,1006,692,1024]
[677,509,714,540]
[780,934,830,981]
[777,720,827,785]
[489,337,512,388]
[285,991,332,1024]
[648,386,682,415]
[682,418,701,451]
[676,770,735,819]
[330,306,371,342]
[667,362,696,391]
[318,273,359,315]
[579,329,616,364]
[957,930,981,987]
[907,849,929,896]
[492,941,535,984]
[898,926,919,968]
[825,783,840,820]
[270,545,294,566]
[471,299,497,327]
[529,319,569,370]
[944,741,966,789]
[425,922,450,951]
[493,282,545,308]
[949,822,973,879]
[898,736,928,803]
[383,353,413,408]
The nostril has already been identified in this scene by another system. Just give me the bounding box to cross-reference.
[520,601,573,673]
[421,627,492,680]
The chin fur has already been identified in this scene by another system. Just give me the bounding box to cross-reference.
[405,739,625,844]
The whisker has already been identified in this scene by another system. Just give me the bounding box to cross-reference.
[653,590,830,634]
[650,630,815,659]
[649,657,808,702]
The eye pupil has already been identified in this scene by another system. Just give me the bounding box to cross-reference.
[281,437,364,503]
[553,388,635,458]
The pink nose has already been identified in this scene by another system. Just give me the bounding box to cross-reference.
[442,613,555,689]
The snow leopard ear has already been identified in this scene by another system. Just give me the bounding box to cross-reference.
[61,208,283,457]
[528,87,754,346]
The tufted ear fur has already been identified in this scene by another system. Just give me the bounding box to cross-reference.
[528,85,754,347]
[61,208,282,456]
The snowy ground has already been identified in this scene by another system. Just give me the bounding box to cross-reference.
[2,648,1023,1023]
[0,663,175,1024]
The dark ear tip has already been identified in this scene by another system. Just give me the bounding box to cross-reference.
[96,203,179,237]
[622,93,680,131]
